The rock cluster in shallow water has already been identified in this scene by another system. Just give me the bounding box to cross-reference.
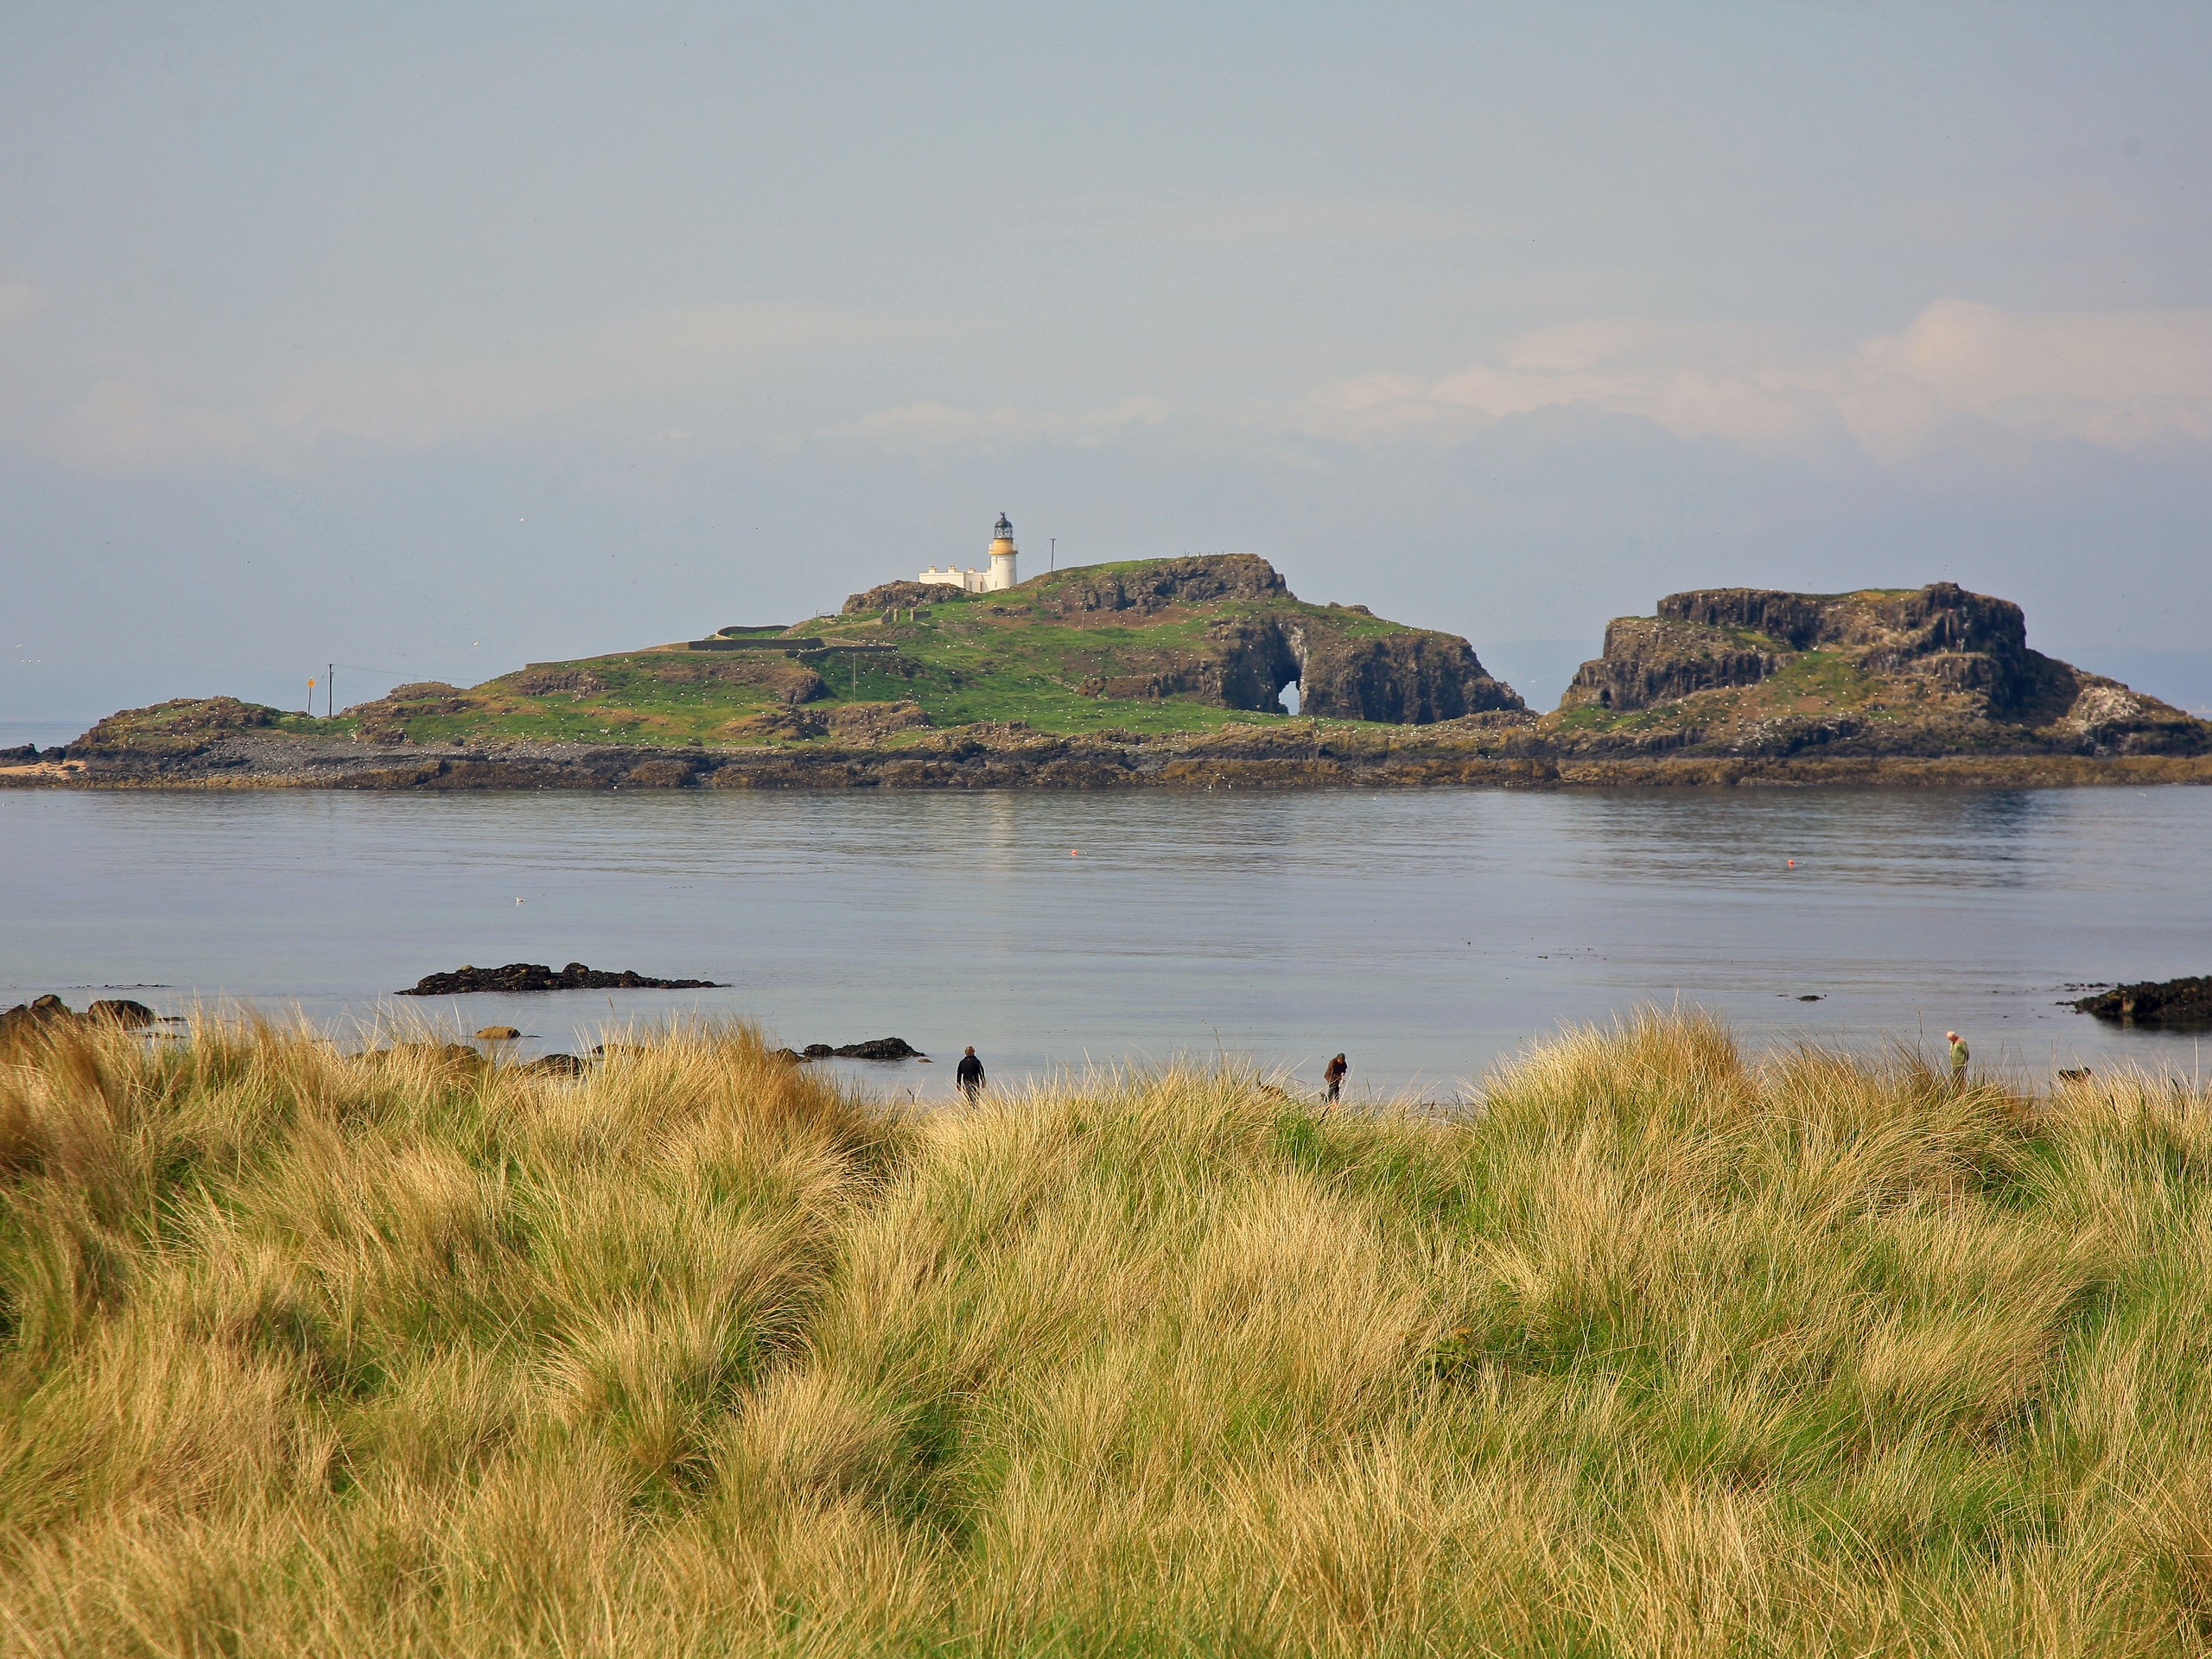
[2071,976,2212,1028]
[395,962,725,995]
[0,995,159,1047]
[802,1037,926,1060]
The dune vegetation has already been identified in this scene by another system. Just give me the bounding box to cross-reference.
[4,1013,2212,1656]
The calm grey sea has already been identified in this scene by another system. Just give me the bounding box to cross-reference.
[3,787,2208,1099]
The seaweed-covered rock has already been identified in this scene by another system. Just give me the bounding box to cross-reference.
[801,1037,927,1060]
[2071,976,2212,1028]
[397,963,725,995]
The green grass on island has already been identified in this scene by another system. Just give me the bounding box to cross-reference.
[333,568,1425,748]
[8,1010,2212,1654]
[1548,648,1897,737]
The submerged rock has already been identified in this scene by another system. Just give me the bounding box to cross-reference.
[397,962,725,995]
[2070,976,2212,1029]
[522,1052,587,1077]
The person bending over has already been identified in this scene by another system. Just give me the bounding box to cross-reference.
[1323,1052,1348,1106]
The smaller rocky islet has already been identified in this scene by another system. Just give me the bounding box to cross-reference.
[800,1037,927,1061]
[1553,582,2208,760]
[395,962,725,995]
[2070,976,2212,1029]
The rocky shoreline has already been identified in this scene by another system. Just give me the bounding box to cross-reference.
[5,726,2210,791]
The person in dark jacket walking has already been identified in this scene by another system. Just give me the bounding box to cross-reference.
[956,1046,985,1101]
[1323,1052,1348,1106]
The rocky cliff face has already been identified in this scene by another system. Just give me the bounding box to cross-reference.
[1554,582,2209,758]
[1038,562,1522,722]
[1567,617,1777,713]
[1298,627,1522,723]
[1066,613,1521,721]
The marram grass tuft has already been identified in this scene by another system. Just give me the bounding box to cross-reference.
[3,1009,2211,1656]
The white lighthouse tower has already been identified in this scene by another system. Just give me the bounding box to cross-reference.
[986,512,1018,590]
[918,512,1021,594]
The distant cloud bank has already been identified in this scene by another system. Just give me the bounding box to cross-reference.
[1276,301,2212,461]
[14,295,2210,474]
[30,302,923,470]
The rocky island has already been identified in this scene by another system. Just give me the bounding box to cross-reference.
[1550,582,2208,763]
[5,561,2206,790]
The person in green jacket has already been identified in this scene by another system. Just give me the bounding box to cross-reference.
[1946,1030,1969,1090]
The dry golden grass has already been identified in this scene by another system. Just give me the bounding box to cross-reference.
[3,1010,2212,1655]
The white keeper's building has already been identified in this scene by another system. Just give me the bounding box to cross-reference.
[919,512,1020,594]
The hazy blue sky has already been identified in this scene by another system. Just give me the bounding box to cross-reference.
[4,2,2209,720]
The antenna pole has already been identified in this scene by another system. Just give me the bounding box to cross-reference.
[327,664,334,719]
[1050,537,1056,572]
